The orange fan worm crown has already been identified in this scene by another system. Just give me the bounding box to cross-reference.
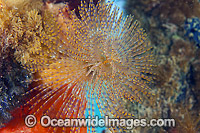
[22,0,156,132]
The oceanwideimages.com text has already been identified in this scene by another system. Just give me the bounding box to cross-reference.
[25,115,175,129]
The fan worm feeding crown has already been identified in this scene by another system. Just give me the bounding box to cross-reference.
[23,0,155,132]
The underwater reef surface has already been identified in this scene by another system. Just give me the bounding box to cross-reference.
[0,0,200,133]
[0,11,32,128]
[125,0,200,132]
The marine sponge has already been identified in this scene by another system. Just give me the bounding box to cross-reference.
[22,0,155,132]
